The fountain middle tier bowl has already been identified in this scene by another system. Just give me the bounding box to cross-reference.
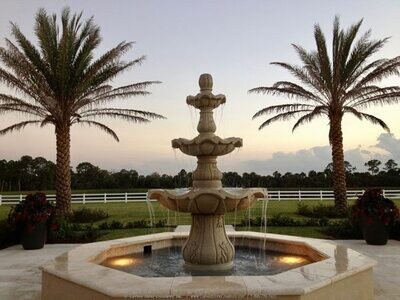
[148,188,266,214]
[172,136,242,157]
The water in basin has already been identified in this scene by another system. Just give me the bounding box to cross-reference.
[101,246,312,277]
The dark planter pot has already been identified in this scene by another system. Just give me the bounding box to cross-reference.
[21,220,47,250]
[361,218,389,245]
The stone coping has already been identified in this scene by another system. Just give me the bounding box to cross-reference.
[41,232,376,298]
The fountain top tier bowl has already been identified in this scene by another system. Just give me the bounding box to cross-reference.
[172,73,243,159]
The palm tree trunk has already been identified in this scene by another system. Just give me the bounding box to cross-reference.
[329,117,348,214]
[55,124,72,216]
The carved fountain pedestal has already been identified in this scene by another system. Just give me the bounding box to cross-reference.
[149,74,266,270]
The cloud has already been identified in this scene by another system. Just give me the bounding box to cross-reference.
[238,134,400,175]
[374,133,400,161]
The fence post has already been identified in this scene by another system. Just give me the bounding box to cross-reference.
[383,189,386,197]
[278,190,281,201]
[320,190,323,201]
[20,194,23,202]
[104,193,107,203]
[83,193,86,205]
[125,192,128,203]
[0,195,2,206]
[298,190,301,201]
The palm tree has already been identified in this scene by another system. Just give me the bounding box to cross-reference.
[249,17,400,213]
[0,8,164,216]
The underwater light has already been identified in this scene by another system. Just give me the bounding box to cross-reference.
[109,258,135,267]
[278,256,305,265]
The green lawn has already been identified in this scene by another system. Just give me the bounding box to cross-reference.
[1,199,399,241]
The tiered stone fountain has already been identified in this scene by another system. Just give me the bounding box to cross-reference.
[41,74,376,300]
[148,74,266,270]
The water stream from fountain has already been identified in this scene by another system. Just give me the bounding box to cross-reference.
[145,196,155,227]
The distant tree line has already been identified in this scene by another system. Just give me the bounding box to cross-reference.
[0,155,399,192]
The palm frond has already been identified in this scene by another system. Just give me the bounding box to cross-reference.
[292,106,326,132]
[78,108,165,120]
[257,110,312,130]
[79,112,150,123]
[292,110,322,132]
[343,107,390,132]
[76,120,119,141]
[359,112,390,132]
[0,120,42,135]
[351,91,400,108]
[0,104,45,117]
[252,104,314,119]
[354,56,400,88]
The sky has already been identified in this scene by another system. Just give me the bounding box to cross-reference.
[0,0,400,175]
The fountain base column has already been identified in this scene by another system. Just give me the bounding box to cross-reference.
[182,214,234,270]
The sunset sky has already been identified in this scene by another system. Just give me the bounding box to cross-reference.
[0,0,400,175]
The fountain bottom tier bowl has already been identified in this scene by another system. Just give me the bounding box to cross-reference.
[41,232,375,300]
[147,187,266,269]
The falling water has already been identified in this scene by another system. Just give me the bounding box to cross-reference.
[188,105,198,133]
[261,192,269,250]
[260,197,265,233]
[145,196,156,228]
[216,103,225,130]
[247,197,251,231]
[233,197,238,245]
[167,209,170,229]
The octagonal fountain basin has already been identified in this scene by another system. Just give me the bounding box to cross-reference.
[41,232,376,300]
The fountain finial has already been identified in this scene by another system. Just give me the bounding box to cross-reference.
[199,73,213,91]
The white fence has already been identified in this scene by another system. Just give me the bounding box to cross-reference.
[267,189,400,201]
[0,189,400,205]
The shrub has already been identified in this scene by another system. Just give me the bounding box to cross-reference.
[297,203,346,218]
[8,192,56,234]
[132,219,150,228]
[109,220,124,229]
[297,203,312,216]
[98,221,111,230]
[268,214,300,226]
[240,216,263,227]
[0,219,18,249]
[154,219,167,228]
[124,221,135,229]
[240,215,332,227]
[323,219,363,239]
[71,207,109,223]
[391,219,400,240]
[351,188,399,226]
[48,219,100,243]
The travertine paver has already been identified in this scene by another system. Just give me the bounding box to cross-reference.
[0,239,399,299]
[333,239,400,300]
[0,244,79,300]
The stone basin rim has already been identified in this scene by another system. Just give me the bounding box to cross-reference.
[41,232,376,299]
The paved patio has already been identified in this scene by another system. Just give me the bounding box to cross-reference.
[0,239,399,300]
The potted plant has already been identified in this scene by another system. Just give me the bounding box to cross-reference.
[8,192,55,250]
[352,188,399,245]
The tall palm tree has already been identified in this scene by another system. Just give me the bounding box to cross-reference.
[249,17,400,213]
[0,8,164,216]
